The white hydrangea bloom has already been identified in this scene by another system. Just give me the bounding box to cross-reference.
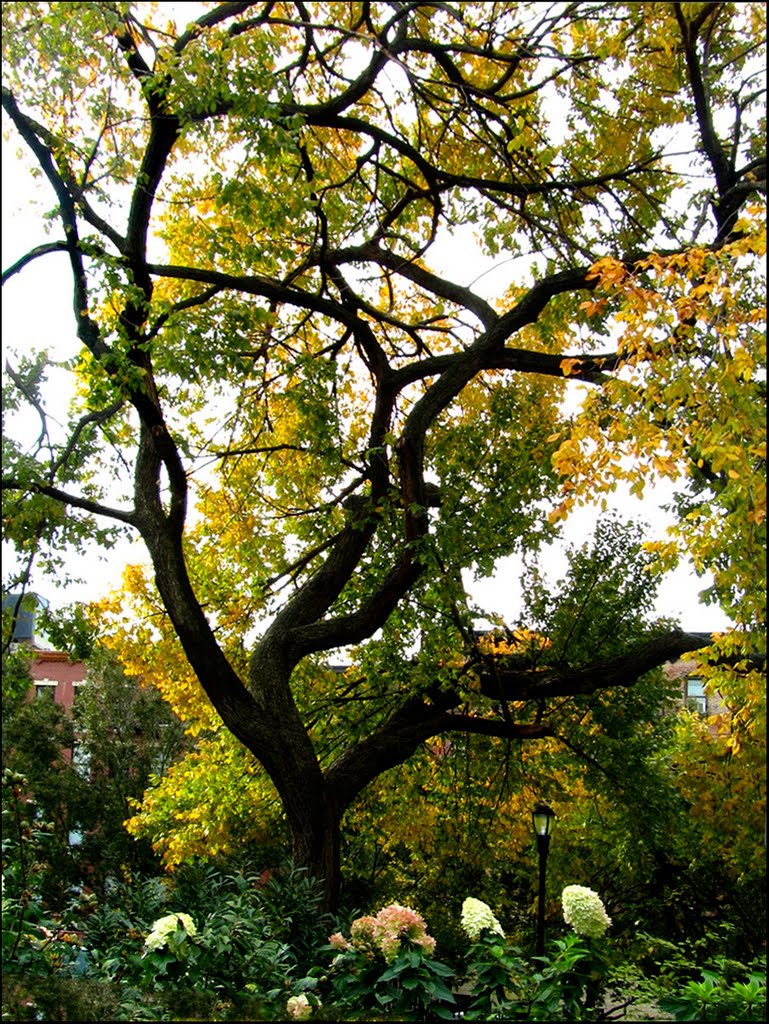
[561,885,611,939]
[460,897,505,941]
[144,912,197,951]
[287,993,315,1019]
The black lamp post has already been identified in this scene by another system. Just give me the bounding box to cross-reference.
[532,803,556,956]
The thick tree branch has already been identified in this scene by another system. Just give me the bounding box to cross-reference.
[287,552,423,659]
[2,242,71,284]
[480,630,718,701]
[145,262,363,330]
[328,243,499,329]
[674,3,732,196]
[325,698,556,812]
[324,629,726,810]
[174,2,261,54]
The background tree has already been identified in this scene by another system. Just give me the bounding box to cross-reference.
[69,644,190,888]
[2,608,188,898]
[2,2,765,909]
[113,517,766,960]
[2,694,86,905]
[1,608,34,741]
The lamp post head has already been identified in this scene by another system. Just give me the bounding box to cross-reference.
[532,803,556,838]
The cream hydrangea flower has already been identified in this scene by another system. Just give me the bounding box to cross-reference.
[286,993,316,1019]
[144,912,197,951]
[561,885,611,939]
[461,897,505,941]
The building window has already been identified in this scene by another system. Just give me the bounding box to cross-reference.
[684,677,707,715]
[34,682,56,701]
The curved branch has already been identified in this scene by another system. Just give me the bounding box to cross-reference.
[50,400,125,480]
[2,242,71,284]
[324,688,554,811]
[174,2,262,54]
[324,628,723,810]
[288,550,422,659]
[481,630,718,701]
[1,86,109,361]
[285,3,411,120]
[146,285,225,340]
[0,478,137,528]
[4,360,49,453]
[493,266,594,341]
[329,242,499,329]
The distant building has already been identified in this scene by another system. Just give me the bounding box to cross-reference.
[27,648,88,711]
[663,656,728,727]
[3,593,87,711]
[3,592,54,650]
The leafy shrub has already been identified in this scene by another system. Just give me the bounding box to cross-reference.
[657,960,766,1021]
[4,856,766,1022]
[324,903,456,1020]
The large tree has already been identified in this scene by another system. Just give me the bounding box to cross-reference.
[2,2,765,909]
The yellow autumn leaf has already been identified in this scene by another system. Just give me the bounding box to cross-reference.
[560,357,584,377]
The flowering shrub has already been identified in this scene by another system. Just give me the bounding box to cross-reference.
[377,903,437,963]
[144,912,197,951]
[561,885,612,939]
[461,897,525,1019]
[326,903,455,1019]
[4,864,763,1022]
[333,903,437,964]
[459,891,624,1020]
[461,897,505,941]
[286,992,316,1018]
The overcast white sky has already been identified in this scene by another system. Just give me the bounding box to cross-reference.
[1,23,733,635]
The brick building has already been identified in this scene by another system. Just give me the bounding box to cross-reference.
[3,593,88,710]
[27,648,88,711]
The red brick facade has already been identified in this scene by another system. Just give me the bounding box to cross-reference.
[27,650,88,712]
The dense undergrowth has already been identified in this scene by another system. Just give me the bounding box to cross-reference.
[3,851,765,1022]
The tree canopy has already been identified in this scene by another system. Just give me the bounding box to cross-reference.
[2,1,765,908]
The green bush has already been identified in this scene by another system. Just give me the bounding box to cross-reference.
[4,855,766,1022]
[653,958,767,1022]
[323,904,456,1021]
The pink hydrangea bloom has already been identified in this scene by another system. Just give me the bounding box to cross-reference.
[342,903,437,963]
[349,914,381,955]
[328,931,350,951]
[375,903,436,963]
